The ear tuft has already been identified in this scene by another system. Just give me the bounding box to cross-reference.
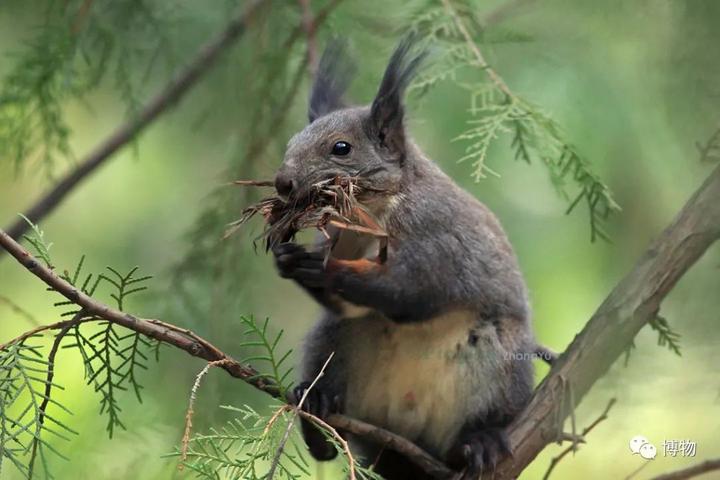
[308,39,356,123]
[369,34,428,154]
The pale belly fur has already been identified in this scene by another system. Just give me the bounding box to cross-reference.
[326,221,509,455]
[341,310,506,456]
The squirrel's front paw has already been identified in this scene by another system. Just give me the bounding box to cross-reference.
[289,382,336,419]
[447,428,511,479]
[272,243,326,288]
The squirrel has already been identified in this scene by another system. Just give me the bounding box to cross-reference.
[271,37,536,480]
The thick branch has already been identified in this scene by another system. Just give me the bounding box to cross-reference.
[4,164,720,479]
[0,228,453,479]
[496,165,720,478]
[2,0,265,247]
[5,164,718,479]
[4,162,719,480]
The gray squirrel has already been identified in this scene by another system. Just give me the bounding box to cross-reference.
[271,37,536,480]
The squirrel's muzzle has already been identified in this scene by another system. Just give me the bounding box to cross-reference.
[274,171,294,199]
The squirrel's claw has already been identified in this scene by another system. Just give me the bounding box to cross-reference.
[272,242,327,288]
[447,428,511,479]
[290,382,332,419]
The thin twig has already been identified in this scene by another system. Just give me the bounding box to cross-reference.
[0,293,39,326]
[282,0,345,51]
[299,410,358,479]
[555,432,585,445]
[232,180,275,187]
[298,0,318,75]
[70,0,94,34]
[696,126,720,163]
[0,317,95,351]
[649,458,720,480]
[542,398,616,480]
[623,460,652,480]
[1,0,349,255]
[179,359,230,468]
[267,352,336,480]
[263,404,291,437]
[481,0,537,27]
[0,228,279,395]
[1,0,266,249]
[27,319,78,476]
[567,378,577,452]
[0,227,452,478]
[440,0,514,98]
[227,176,387,250]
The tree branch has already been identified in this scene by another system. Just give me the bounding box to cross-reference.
[179,359,230,468]
[696,126,720,163]
[298,0,319,75]
[3,164,720,479]
[1,0,349,259]
[0,227,454,479]
[0,292,39,326]
[28,318,76,476]
[542,398,616,480]
[441,0,514,98]
[1,0,266,249]
[649,458,720,480]
[3,164,719,479]
[268,353,337,480]
[481,0,537,27]
[496,164,720,478]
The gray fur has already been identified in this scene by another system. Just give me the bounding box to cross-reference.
[308,39,356,123]
[274,37,535,478]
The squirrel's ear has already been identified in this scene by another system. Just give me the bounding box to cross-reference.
[368,35,427,157]
[308,39,356,123]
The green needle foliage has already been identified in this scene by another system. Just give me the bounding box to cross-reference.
[238,316,295,399]
[58,261,155,437]
[5,1,707,479]
[3,217,376,480]
[0,22,72,175]
[649,315,682,357]
[175,318,386,480]
[409,0,620,241]
[177,405,383,480]
[18,215,54,269]
[176,404,310,480]
[624,314,682,367]
[0,219,159,478]
[0,340,76,480]
[0,0,178,175]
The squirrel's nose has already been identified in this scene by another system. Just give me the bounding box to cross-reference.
[274,173,294,198]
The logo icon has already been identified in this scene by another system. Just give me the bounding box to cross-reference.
[629,435,656,460]
[639,443,657,460]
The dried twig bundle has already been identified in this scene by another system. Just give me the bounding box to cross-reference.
[226,176,388,259]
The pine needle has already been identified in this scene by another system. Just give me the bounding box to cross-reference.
[226,176,388,252]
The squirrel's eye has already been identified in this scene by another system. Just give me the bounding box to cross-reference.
[331,141,352,156]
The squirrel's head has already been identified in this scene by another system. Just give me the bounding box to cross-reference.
[275,36,426,207]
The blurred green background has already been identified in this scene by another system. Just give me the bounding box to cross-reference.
[1,0,719,478]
